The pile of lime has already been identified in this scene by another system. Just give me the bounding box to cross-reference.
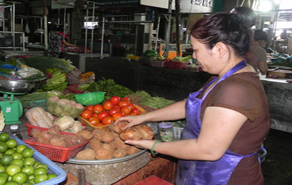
[0,132,57,185]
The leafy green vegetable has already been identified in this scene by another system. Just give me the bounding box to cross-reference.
[16,92,47,107]
[143,50,157,58]
[172,55,192,63]
[95,78,134,99]
[22,56,75,73]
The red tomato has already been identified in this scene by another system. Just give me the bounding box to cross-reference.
[110,96,121,105]
[98,111,110,121]
[112,112,124,120]
[81,110,93,119]
[109,108,120,116]
[129,112,136,116]
[113,105,120,109]
[88,117,100,125]
[93,104,103,113]
[121,97,130,102]
[131,108,141,115]
[103,100,114,111]
[119,100,130,108]
[102,116,114,125]
[92,113,99,118]
[121,106,131,115]
[129,103,136,110]
[86,105,94,111]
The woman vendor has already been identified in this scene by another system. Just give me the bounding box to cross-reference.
[115,12,270,185]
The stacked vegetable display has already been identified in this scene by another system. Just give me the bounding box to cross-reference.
[79,96,146,127]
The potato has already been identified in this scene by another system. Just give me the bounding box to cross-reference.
[101,143,116,154]
[50,138,66,147]
[93,129,107,139]
[136,125,154,140]
[112,148,127,158]
[119,128,143,141]
[89,138,103,152]
[113,137,130,150]
[76,149,95,160]
[95,148,113,160]
[96,131,115,143]
[110,121,129,133]
[127,146,141,155]
[76,130,93,140]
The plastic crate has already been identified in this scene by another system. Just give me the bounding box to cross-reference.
[24,134,89,163]
[173,127,183,140]
[1,133,67,185]
[165,61,189,69]
[150,60,165,67]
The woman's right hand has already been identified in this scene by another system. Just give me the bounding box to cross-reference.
[114,114,146,129]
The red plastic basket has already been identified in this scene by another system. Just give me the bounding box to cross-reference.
[24,136,89,163]
[67,84,85,94]
[150,60,165,67]
[25,121,86,136]
[165,61,189,69]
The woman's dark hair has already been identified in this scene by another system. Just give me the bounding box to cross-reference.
[254,29,268,42]
[50,24,63,32]
[230,7,256,27]
[190,12,252,57]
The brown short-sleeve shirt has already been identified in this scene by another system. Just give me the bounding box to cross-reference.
[198,72,270,185]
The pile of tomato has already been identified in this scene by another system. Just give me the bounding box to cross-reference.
[80,96,141,127]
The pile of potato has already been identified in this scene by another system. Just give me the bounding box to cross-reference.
[75,122,155,160]
[31,125,86,148]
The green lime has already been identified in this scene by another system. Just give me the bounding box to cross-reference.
[4,149,16,155]
[6,164,21,176]
[33,168,47,176]
[22,182,34,185]
[21,166,34,176]
[10,159,23,168]
[12,172,28,184]
[0,142,8,153]
[23,158,36,167]
[0,166,5,173]
[6,139,17,149]
[11,153,23,160]
[0,154,13,166]
[36,163,48,170]
[4,181,19,185]
[34,174,48,184]
[21,148,34,158]
[47,173,57,179]
[0,172,8,180]
[15,145,27,154]
[33,161,40,168]
[0,133,9,142]
[0,175,6,185]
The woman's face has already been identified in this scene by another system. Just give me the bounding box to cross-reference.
[191,36,218,74]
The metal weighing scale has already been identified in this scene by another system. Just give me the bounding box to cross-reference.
[0,79,35,125]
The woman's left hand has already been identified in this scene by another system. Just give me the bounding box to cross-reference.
[125,139,156,150]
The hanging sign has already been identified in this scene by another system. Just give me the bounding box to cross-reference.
[51,0,75,9]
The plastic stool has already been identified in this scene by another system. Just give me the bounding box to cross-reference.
[133,175,174,185]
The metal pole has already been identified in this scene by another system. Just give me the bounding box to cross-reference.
[64,4,66,49]
[12,2,15,50]
[91,2,95,55]
[154,15,161,52]
[84,2,89,54]
[164,0,172,57]
[40,17,43,44]
[135,24,138,55]
[101,16,105,58]
[175,0,180,57]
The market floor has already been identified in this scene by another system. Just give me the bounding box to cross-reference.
[261,129,292,185]
[4,117,292,185]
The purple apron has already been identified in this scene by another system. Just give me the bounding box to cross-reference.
[176,61,260,185]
